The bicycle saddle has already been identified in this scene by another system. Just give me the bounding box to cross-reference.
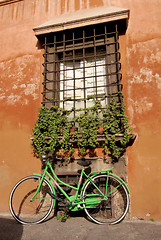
[77,160,91,167]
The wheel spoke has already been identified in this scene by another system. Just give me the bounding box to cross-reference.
[9,176,55,224]
[82,175,129,224]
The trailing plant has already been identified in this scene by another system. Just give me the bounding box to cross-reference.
[32,106,72,157]
[31,95,134,160]
[56,210,70,222]
[75,98,101,155]
[103,98,133,159]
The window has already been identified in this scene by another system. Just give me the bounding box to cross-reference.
[42,21,122,113]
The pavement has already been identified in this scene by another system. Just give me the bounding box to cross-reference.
[0,213,161,240]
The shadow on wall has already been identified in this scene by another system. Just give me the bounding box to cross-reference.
[0,217,23,240]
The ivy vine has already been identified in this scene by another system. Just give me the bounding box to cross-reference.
[103,98,133,159]
[31,95,134,160]
[75,98,101,155]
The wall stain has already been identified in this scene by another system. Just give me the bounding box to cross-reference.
[132,97,153,114]
[46,0,49,12]
[0,55,41,106]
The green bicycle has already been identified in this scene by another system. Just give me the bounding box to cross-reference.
[9,155,130,225]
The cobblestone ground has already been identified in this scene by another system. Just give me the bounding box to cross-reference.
[0,214,161,240]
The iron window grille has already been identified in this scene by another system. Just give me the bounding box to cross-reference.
[42,22,122,112]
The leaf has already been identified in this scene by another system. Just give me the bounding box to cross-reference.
[31,95,134,160]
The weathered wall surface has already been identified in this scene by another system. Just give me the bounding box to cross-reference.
[113,0,161,220]
[127,3,161,221]
[0,0,161,221]
[0,0,44,212]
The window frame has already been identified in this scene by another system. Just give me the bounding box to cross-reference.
[41,21,123,112]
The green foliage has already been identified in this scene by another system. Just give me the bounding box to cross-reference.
[75,99,101,155]
[32,106,72,157]
[150,218,155,222]
[103,98,133,159]
[31,96,134,160]
[56,210,70,222]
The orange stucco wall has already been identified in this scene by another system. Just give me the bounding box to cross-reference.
[123,0,161,221]
[0,0,161,221]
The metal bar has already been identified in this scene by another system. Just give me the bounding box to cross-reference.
[105,24,110,105]
[83,29,86,109]
[43,71,122,84]
[115,23,122,104]
[43,51,120,65]
[73,31,76,114]
[42,36,47,106]
[43,40,119,54]
[43,30,117,47]
[63,32,66,109]
[43,81,122,94]
[43,61,121,75]
[53,34,56,105]
[41,22,122,109]
[93,27,98,99]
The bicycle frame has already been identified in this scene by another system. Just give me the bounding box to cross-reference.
[31,161,130,211]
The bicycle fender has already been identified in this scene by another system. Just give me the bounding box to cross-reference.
[109,173,130,194]
[32,173,56,195]
[87,171,130,194]
[87,167,113,178]
[80,170,111,196]
[80,172,130,196]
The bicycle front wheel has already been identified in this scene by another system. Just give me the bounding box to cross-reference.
[82,174,129,224]
[9,176,55,224]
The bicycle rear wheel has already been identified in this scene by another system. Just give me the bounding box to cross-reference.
[9,176,55,224]
[82,174,129,224]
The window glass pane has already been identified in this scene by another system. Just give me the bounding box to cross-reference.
[60,56,107,110]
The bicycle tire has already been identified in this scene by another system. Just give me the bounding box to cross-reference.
[9,175,55,224]
[82,174,129,224]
